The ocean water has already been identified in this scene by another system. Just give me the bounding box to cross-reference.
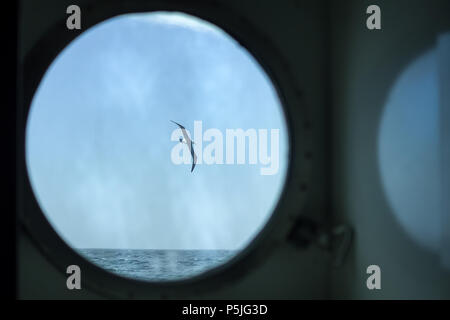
[79,249,237,281]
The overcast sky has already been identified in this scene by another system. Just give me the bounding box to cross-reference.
[26,12,288,250]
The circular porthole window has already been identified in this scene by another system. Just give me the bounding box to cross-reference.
[25,11,289,283]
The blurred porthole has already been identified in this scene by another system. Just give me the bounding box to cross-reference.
[378,32,450,269]
[25,11,288,282]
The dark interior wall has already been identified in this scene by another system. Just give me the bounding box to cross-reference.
[330,0,450,299]
[18,0,330,299]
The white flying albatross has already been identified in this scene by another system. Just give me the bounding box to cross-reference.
[171,120,197,172]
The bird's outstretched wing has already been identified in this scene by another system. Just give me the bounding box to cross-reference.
[189,140,197,172]
[170,120,191,145]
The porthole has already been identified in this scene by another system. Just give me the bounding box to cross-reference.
[20,2,310,298]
